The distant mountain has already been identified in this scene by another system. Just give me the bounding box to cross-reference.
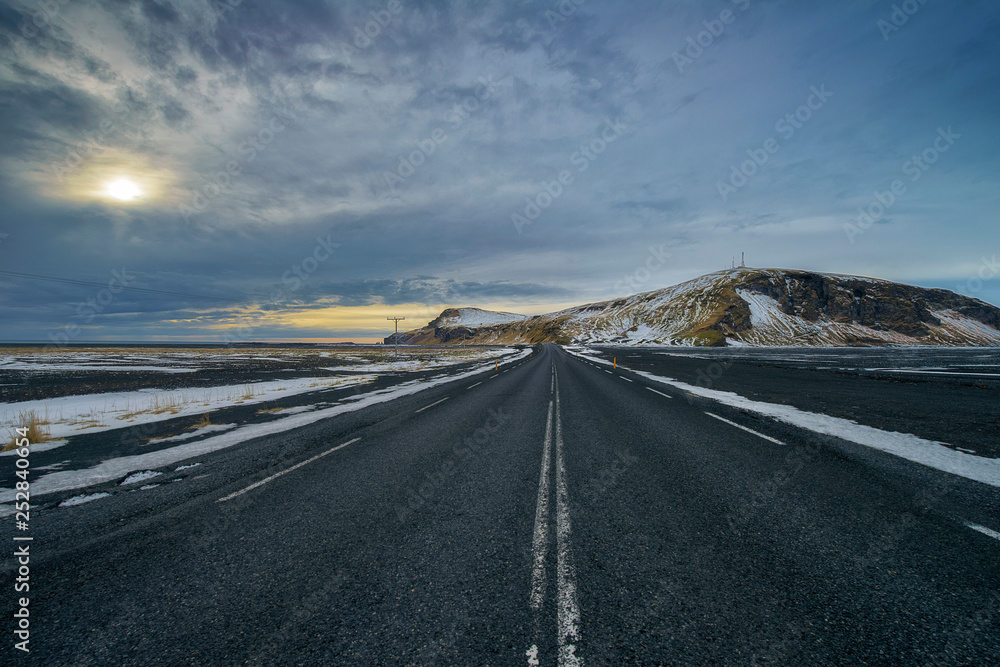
[385,307,528,344]
[387,268,1000,347]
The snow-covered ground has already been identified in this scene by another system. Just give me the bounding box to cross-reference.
[575,350,1000,488]
[0,375,377,446]
[0,345,521,447]
[0,348,532,508]
[0,346,513,374]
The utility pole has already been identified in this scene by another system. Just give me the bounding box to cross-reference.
[387,316,405,360]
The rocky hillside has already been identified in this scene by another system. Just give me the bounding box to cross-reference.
[387,268,1000,347]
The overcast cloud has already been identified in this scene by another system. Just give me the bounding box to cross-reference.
[1,0,998,342]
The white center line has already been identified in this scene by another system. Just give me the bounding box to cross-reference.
[529,399,555,610]
[645,387,673,399]
[218,438,360,503]
[415,397,450,413]
[704,412,785,445]
[467,382,482,389]
[965,522,1000,542]
[554,384,583,666]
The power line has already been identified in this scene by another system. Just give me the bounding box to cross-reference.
[387,315,405,360]
[0,269,242,303]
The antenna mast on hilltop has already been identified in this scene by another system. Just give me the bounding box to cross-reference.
[740,252,746,268]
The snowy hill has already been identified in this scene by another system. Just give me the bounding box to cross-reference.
[388,269,1000,347]
[385,307,528,345]
[433,307,527,328]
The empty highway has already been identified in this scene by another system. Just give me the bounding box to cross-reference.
[3,343,999,665]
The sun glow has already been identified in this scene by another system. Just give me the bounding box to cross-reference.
[104,177,143,202]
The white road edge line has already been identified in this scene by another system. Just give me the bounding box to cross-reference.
[415,397,450,413]
[704,412,785,445]
[218,437,361,503]
[965,522,1000,542]
[645,387,673,399]
[554,378,583,667]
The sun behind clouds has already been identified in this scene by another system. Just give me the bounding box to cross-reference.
[103,177,143,202]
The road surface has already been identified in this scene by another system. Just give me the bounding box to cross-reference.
[3,343,999,665]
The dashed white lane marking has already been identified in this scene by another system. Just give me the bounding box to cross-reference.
[467,382,482,389]
[645,387,673,399]
[218,438,360,503]
[704,412,785,445]
[604,370,612,374]
[490,374,499,379]
[415,397,450,413]
[965,522,1000,542]
[620,377,633,383]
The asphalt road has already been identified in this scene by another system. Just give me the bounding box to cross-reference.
[595,346,1000,457]
[3,343,999,665]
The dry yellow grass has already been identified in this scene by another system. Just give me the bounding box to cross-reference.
[189,413,213,429]
[3,410,50,452]
[149,395,183,415]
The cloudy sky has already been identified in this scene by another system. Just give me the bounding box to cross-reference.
[1,0,998,343]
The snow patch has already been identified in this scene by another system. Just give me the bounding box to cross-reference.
[439,308,528,328]
[146,423,238,444]
[577,352,1000,488]
[0,349,532,502]
[0,439,69,456]
[59,492,111,507]
[121,470,162,486]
